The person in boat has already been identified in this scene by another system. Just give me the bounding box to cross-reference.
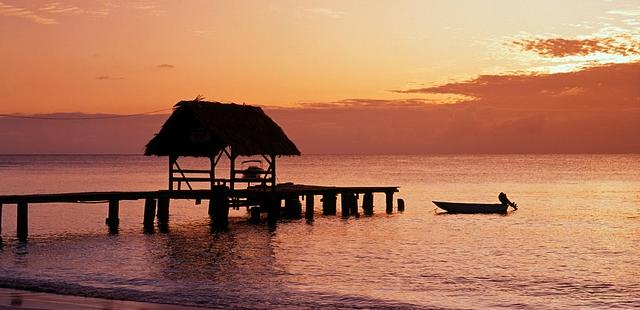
[498,192,518,210]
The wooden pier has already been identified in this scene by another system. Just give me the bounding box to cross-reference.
[0,100,406,241]
[0,183,401,241]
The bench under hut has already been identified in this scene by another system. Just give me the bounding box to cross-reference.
[145,100,300,192]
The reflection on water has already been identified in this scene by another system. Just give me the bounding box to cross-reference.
[0,155,639,308]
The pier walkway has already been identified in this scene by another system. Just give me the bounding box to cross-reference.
[0,183,402,241]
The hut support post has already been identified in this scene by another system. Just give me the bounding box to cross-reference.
[17,202,28,241]
[322,192,337,215]
[270,154,276,190]
[0,203,3,237]
[143,198,156,229]
[168,156,177,191]
[305,194,314,220]
[385,191,394,214]
[363,192,374,215]
[209,155,216,189]
[157,196,170,224]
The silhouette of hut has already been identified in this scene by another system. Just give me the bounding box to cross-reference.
[145,100,300,191]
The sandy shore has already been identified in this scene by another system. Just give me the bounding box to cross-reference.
[0,288,210,310]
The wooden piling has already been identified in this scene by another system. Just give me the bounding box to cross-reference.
[322,192,337,215]
[385,191,394,214]
[267,197,280,225]
[362,192,374,215]
[249,207,261,223]
[143,198,156,227]
[341,192,350,217]
[350,193,359,216]
[397,198,405,212]
[305,194,314,220]
[284,196,302,219]
[105,200,120,226]
[212,187,229,229]
[17,202,28,240]
[157,196,170,224]
[208,198,215,217]
[0,203,3,236]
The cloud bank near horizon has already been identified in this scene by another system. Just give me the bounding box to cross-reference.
[1,62,638,154]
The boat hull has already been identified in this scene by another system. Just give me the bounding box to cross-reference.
[432,201,508,214]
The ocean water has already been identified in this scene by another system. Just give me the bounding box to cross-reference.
[0,154,639,309]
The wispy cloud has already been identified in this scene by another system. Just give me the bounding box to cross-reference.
[39,2,110,16]
[157,64,174,69]
[306,7,345,19]
[95,75,124,81]
[607,9,640,17]
[0,1,58,24]
[512,36,640,57]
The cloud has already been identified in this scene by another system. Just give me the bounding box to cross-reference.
[157,64,174,69]
[512,36,640,57]
[265,62,640,154]
[294,98,438,109]
[38,2,110,17]
[395,61,640,110]
[0,1,58,24]
[306,8,345,19]
[95,75,124,80]
[607,9,640,17]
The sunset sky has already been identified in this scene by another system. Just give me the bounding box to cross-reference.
[1,0,639,153]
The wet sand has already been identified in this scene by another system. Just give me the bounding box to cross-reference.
[0,288,210,310]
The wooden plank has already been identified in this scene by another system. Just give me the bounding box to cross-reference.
[171,169,212,174]
[171,177,214,182]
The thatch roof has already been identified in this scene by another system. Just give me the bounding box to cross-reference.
[145,100,300,157]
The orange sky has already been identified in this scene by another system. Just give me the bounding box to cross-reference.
[1,0,639,114]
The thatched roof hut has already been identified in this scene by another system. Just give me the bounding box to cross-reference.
[145,100,300,157]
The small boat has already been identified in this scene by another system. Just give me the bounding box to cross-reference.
[433,192,518,214]
[432,201,508,214]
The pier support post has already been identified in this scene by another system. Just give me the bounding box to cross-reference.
[0,203,3,237]
[211,187,229,230]
[340,192,351,217]
[397,198,405,212]
[17,202,28,241]
[157,196,170,224]
[249,207,261,223]
[322,192,337,215]
[385,191,394,214]
[106,199,119,234]
[143,198,156,231]
[267,197,280,225]
[350,193,359,217]
[283,196,302,219]
[362,192,374,215]
[305,194,314,220]
[208,198,215,217]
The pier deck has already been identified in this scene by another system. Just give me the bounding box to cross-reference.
[0,184,402,241]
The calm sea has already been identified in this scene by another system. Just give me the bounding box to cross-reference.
[0,155,639,309]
